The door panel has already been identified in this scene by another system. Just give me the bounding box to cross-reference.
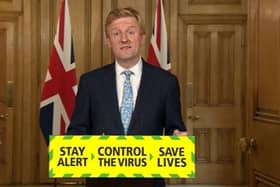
[0,22,15,184]
[180,24,245,184]
[247,0,280,186]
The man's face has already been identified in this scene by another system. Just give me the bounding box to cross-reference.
[106,17,145,66]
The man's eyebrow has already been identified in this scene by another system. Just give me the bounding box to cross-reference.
[110,25,138,30]
[110,28,120,31]
[127,26,137,29]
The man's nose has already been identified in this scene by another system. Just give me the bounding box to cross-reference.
[120,32,129,42]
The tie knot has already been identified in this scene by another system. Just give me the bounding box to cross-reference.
[122,71,133,79]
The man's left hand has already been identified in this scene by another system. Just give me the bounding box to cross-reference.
[173,129,188,136]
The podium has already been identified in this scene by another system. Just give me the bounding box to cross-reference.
[49,135,195,182]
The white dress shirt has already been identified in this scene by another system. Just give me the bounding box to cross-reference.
[115,59,142,109]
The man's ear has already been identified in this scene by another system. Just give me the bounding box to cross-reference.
[140,33,146,45]
[105,36,111,48]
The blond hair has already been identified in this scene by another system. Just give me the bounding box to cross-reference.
[105,7,145,36]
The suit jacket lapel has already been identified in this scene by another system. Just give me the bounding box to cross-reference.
[103,64,124,132]
[128,62,152,133]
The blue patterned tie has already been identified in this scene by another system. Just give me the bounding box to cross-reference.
[120,71,134,134]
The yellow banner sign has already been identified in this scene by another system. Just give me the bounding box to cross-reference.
[49,135,195,178]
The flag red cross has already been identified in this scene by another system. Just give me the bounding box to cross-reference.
[41,48,76,118]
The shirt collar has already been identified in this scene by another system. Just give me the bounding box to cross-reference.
[115,58,143,77]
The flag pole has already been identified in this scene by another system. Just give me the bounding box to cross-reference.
[54,178,57,187]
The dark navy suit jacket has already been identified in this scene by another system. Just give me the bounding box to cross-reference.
[67,60,186,187]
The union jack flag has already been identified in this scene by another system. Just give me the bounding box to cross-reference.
[147,0,170,71]
[40,0,77,144]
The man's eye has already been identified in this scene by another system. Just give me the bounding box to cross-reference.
[128,31,136,35]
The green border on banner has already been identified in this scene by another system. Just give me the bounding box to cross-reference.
[49,135,195,178]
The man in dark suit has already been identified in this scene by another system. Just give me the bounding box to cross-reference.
[67,7,187,187]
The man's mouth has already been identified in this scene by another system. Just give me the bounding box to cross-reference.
[120,46,131,50]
